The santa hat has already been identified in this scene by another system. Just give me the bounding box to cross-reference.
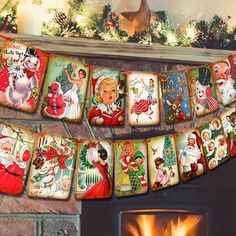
[0,136,14,147]
[49,82,61,93]
[187,133,197,140]
[19,145,31,162]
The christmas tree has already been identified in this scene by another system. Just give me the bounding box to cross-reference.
[162,136,176,167]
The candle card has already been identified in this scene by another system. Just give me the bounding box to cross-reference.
[0,39,48,112]
[41,56,89,122]
[75,139,113,200]
[0,121,35,195]
[27,133,77,199]
[127,71,160,126]
[114,140,148,198]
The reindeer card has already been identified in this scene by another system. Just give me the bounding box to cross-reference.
[41,56,89,122]
[175,128,207,182]
[220,107,236,157]
[211,55,236,106]
[200,118,230,170]
[0,39,48,112]
[0,121,35,195]
[75,139,113,200]
[127,71,160,126]
[187,67,219,117]
[27,133,77,199]
[88,67,125,126]
[147,135,179,191]
[114,140,148,198]
[160,72,191,124]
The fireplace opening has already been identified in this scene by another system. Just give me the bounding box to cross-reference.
[119,209,208,236]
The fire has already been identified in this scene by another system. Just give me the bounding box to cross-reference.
[126,214,202,236]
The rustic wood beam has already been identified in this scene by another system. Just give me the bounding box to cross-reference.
[0,33,235,64]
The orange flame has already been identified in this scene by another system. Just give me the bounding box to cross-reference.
[126,214,202,236]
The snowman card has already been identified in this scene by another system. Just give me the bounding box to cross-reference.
[187,67,219,117]
[75,139,113,200]
[175,128,207,182]
[114,140,148,198]
[88,67,126,126]
[0,39,48,112]
[160,72,191,124]
[220,107,236,157]
[126,71,160,126]
[41,56,89,122]
[211,55,236,106]
[27,133,77,199]
[147,135,179,192]
[0,121,35,195]
[200,118,230,170]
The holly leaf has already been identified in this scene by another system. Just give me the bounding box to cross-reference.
[0,61,4,71]
[6,57,14,67]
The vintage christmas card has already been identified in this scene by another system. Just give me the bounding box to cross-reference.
[126,71,160,126]
[75,139,113,200]
[41,56,89,122]
[147,135,179,191]
[27,133,77,199]
[114,139,148,197]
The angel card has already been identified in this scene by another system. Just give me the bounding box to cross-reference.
[175,128,207,182]
[127,71,160,126]
[41,56,89,122]
[160,72,191,124]
[88,67,125,126]
[200,118,230,170]
[75,139,113,200]
[0,39,48,112]
[220,107,236,156]
[0,121,35,195]
[147,135,179,191]
[187,67,219,116]
[211,55,236,105]
[114,140,148,198]
[27,133,77,199]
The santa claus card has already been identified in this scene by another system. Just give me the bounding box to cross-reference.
[41,56,89,122]
[187,67,219,117]
[175,128,207,182]
[0,39,48,112]
[126,71,160,126]
[160,72,191,124]
[75,139,113,200]
[147,135,179,191]
[88,67,125,126]
[211,55,236,106]
[0,121,35,195]
[27,133,77,199]
[220,107,236,157]
[114,139,148,198]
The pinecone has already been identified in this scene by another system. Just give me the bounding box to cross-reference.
[53,12,67,27]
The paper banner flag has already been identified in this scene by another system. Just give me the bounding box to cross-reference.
[0,121,35,195]
[27,133,77,199]
[41,56,89,122]
[0,39,48,112]
[75,139,113,200]
[147,135,179,191]
[88,67,126,126]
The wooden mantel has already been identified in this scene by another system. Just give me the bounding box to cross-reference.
[0,33,235,64]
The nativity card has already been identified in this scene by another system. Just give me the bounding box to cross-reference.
[126,71,160,126]
[75,139,113,200]
[0,121,35,195]
[160,72,191,124]
[187,67,219,117]
[0,39,48,112]
[27,133,77,200]
[41,56,89,122]
[147,135,179,192]
[114,139,148,198]
[211,55,236,106]
[88,67,125,126]
[220,107,236,157]
[175,128,207,182]
[200,118,230,170]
